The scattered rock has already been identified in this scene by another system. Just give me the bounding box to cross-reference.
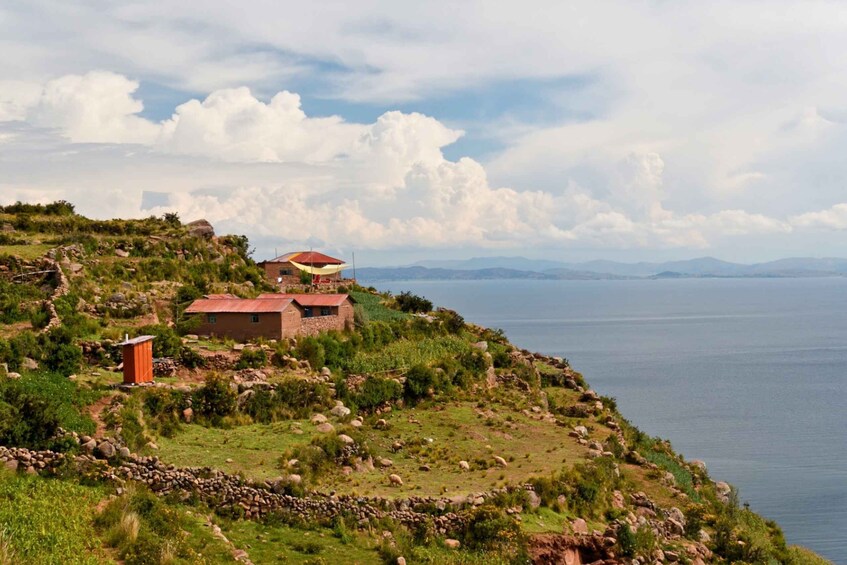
[315,422,335,434]
[96,441,116,459]
[330,404,351,418]
[114,249,130,258]
[311,414,328,424]
[570,518,589,535]
[337,434,355,445]
[21,358,39,371]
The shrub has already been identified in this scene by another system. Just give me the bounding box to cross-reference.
[460,506,523,551]
[353,376,403,410]
[394,291,432,313]
[192,375,236,425]
[404,364,435,403]
[435,308,465,333]
[39,326,82,377]
[136,325,182,358]
[235,348,267,369]
[295,336,325,370]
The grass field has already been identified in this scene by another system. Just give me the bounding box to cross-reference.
[0,244,52,260]
[155,400,608,498]
[0,471,108,565]
[349,291,410,322]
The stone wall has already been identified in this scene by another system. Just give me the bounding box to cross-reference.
[299,314,350,336]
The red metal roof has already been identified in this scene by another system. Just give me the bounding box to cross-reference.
[267,251,344,265]
[185,298,293,314]
[204,293,239,299]
[258,293,350,307]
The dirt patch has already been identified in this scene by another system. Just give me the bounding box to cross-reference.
[87,393,118,438]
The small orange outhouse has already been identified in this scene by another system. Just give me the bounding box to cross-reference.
[120,335,155,385]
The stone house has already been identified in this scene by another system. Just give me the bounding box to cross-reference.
[184,293,355,341]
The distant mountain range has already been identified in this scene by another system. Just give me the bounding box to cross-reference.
[356,256,847,282]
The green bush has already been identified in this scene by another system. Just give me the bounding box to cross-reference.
[295,336,325,370]
[235,348,267,369]
[353,376,402,410]
[192,375,236,425]
[136,325,182,358]
[460,506,523,551]
[404,364,435,403]
[39,327,82,377]
[394,291,432,313]
[0,372,96,449]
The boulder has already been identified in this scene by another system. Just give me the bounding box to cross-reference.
[311,414,328,424]
[378,457,393,468]
[96,441,116,459]
[315,422,335,433]
[472,341,488,352]
[118,446,131,458]
[114,249,130,258]
[570,518,589,535]
[444,538,461,549]
[338,434,355,445]
[21,358,39,371]
[186,219,215,239]
[349,419,362,429]
[330,404,351,418]
[4,460,18,472]
[573,425,588,438]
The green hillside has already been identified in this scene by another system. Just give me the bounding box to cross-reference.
[0,202,830,564]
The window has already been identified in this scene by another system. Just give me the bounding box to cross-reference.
[320,307,331,316]
[207,314,217,324]
[304,307,313,318]
[250,314,259,323]
[279,268,293,276]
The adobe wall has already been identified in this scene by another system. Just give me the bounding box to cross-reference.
[193,312,283,341]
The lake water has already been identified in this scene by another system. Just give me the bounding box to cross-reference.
[371,278,847,562]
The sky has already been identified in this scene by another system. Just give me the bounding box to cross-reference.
[2,1,847,266]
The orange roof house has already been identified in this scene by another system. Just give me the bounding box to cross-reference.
[184,293,355,341]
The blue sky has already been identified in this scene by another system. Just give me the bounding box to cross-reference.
[2,1,847,265]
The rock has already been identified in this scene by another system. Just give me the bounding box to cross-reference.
[349,419,362,429]
[146,441,159,450]
[396,558,406,565]
[570,518,589,535]
[444,538,461,549]
[321,366,332,377]
[288,474,302,485]
[338,434,355,445]
[612,490,625,509]
[330,404,351,418]
[418,464,430,472]
[96,441,116,459]
[389,474,403,486]
[493,455,508,467]
[715,481,732,503]
[182,407,194,423]
[311,414,328,424]
[315,422,335,433]
[114,249,130,258]
[664,550,680,562]
[527,490,541,509]
[68,263,83,274]
[225,458,234,463]
[458,460,470,471]
[232,343,245,352]
[573,425,588,438]
[118,447,131,458]
[666,518,685,536]
[4,460,18,472]
[186,219,215,239]
[378,457,393,468]
[21,358,39,370]
[82,439,97,454]
[690,459,707,473]
[375,418,387,429]
[472,341,488,352]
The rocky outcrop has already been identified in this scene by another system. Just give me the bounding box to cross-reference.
[186,219,215,239]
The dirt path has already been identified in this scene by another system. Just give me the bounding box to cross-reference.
[86,393,116,438]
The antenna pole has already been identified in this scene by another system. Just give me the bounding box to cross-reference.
[352,251,356,283]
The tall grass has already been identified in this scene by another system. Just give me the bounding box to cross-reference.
[347,335,471,373]
[0,471,106,565]
[349,291,410,322]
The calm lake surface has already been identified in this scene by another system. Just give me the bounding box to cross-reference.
[372,278,847,562]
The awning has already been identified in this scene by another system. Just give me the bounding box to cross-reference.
[289,260,349,276]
